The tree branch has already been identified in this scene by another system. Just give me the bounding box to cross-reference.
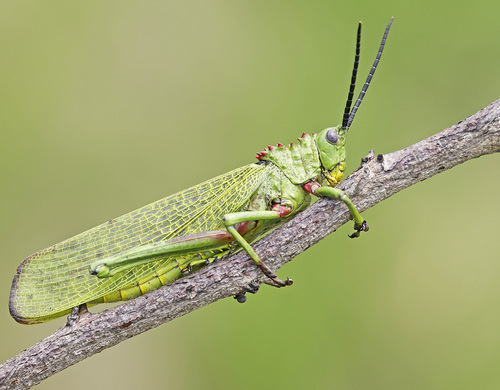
[1,99,499,390]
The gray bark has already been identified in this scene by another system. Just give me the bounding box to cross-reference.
[1,99,499,390]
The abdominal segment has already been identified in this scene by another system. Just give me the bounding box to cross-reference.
[89,247,230,304]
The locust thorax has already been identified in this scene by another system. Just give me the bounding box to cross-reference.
[316,126,347,187]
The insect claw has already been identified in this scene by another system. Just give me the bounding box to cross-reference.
[65,304,90,328]
[234,292,247,303]
[245,280,260,294]
[65,305,80,327]
[257,261,293,287]
[263,277,292,288]
[234,281,260,303]
[348,220,369,238]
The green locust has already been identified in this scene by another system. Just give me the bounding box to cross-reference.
[10,18,393,324]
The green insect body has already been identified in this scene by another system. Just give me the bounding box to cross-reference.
[9,18,393,324]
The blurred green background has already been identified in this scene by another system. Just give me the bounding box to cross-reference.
[1,1,500,389]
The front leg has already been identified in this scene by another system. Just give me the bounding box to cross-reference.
[313,185,369,238]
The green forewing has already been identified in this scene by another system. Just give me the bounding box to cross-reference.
[10,163,268,323]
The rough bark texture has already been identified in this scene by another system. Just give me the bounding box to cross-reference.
[1,99,499,390]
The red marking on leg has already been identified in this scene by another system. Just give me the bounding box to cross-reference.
[304,182,321,194]
[271,204,292,218]
[236,221,258,236]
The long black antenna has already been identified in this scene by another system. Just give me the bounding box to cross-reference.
[342,22,362,129]
[342,17,393,130]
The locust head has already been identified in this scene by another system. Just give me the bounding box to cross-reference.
[316,126,347,187]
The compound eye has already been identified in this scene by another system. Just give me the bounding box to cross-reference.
[326,128,339,145]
